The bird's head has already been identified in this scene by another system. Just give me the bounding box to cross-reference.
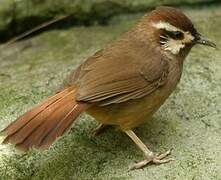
[140,6,216,59]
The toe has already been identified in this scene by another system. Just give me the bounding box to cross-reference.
[152,149,174,164]
[129,159,151,170]
[153,157,174,164]
[156,149,171,160]
[129,149,174,170]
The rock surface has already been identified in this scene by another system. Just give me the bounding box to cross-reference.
[0,6,221,180]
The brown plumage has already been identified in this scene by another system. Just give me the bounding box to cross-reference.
[1,87,89,151]
[1,6,216,169]
[149,6,197,35]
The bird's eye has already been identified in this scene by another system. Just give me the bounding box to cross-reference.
[173,31,184,39]
[166,31,184,40]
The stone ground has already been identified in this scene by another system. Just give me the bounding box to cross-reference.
[0,6,221,180]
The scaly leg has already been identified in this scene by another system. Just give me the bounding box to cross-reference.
[124,130,174,170]
[92,123,108,135]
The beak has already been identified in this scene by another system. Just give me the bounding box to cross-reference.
[195,34,217,49]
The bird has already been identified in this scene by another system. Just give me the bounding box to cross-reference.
[1,6,216,170]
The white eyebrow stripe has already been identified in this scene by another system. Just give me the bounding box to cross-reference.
[152,21,182,32]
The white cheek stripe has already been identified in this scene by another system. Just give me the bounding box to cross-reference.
[152,21,195,55]
[152,21,195,41]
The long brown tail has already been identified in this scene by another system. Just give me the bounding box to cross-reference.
[0,86,89,151]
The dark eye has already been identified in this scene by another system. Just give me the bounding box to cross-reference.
[173,31,184,39]
[166,31,184,40]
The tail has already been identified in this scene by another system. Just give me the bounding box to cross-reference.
[0,86,89,151]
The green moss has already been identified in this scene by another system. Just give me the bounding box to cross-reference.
[0,6,221,180]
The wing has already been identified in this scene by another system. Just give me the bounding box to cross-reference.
[69,40,169,106]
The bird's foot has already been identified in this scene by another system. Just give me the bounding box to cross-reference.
[92,123,108,135]
[129,149,174,170]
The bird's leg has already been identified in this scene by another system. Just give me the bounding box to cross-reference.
[92,123,108,135]
[124,130,173,170]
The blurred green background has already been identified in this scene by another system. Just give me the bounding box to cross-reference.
[0,0,221,180]
[0,0,220,42]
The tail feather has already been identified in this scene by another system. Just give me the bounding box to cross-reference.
[40,104,85,148]
[14,95,75,150]
[1,86,88,151]
[1,87,74,137]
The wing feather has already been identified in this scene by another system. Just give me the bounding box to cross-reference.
[69,39,169,105]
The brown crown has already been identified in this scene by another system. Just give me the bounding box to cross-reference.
[150,6,197,35]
